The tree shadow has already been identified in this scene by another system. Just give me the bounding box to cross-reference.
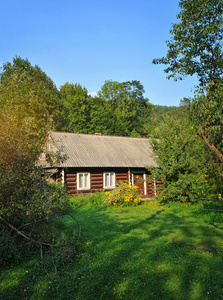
[59,206,223,299]
[1,205,223,299]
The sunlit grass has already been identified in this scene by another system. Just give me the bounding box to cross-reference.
[1,200,223,299]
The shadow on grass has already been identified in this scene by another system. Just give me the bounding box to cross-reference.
[1,204,223,299]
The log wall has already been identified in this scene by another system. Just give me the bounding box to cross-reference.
[61,167,160,197]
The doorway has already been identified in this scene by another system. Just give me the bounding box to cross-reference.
[132,172,145,195]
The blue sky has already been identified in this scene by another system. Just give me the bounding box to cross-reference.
[1,0,198,106]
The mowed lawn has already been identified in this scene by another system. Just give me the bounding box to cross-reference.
[1,200,223,300]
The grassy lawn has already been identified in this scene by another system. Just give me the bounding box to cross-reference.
[1,200,223,299]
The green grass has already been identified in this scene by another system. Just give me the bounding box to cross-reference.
[1,200,223,299]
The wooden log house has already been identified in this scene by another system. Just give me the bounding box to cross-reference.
[42,132,161,198]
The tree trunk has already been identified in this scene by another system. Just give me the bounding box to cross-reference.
[200,134,223,163]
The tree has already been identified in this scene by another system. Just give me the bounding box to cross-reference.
[0,58,79,267]
[90,100,123,136]
[0,56,60,133]
[145,105,180,137]
[98,80,151,136]
[153,0,223,85]
[189,83,223,163]
[98,80,135,136]
[150,113,208,203]
[153,0,223,163]
[56,82,97,134]
[0,106,80,268]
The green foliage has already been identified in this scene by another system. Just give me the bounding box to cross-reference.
[189,83,223,161]
[97,80,152,136]
[151,113,208,203]
[56,79,152,137]
[90,102,121,135]
[72,182,142,208]
[0,106,69,220]
[153,0,223,164]
[105,181,142,206]
[82,191,108,207]
[153,0,223,86]
[56,82,97,133]
[0,59,79,265]
[200,181,223,202]
[153,0,223,187]
[0,226,24,266]
[147,105,186,137]
[0,109,43,215]
[71,186,142,208]
[0,56,60,132]
[71,192,108,207]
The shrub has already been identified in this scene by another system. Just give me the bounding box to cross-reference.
[105,181,141,206]
[201,184,223,200]
[0,225,23,266]
[84,191,108,206]
[71,192,108,207]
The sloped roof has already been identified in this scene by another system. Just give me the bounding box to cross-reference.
[44,132,157,168]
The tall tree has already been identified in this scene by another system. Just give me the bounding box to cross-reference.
[0,56,60,134]
[0,106,79,266]
[189,83,223,163]
[0,61,78,263]
[153,0,223,85]
[57,82,96,133]
[90,99,124,136]
[151,113,207,203]
[153,0,223,163]
[98,80,151,136]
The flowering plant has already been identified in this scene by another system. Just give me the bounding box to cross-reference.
[105,181,141,206]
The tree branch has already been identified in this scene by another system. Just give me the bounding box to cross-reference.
[0,211,81,276]
[200,133,223,163]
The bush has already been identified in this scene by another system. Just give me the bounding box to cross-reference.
[201,184,223,200]
[0,226,23,266]
[105,181,141,206]
[84,191,108,206]
[71,192,108,207]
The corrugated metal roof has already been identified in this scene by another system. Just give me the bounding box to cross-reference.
[45,132,157,168]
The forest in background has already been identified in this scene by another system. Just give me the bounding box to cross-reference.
[0,56,180,138]
[0,55,222,204]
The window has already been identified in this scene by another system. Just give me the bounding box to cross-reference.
[103,172,115,189]
[77,172,90,190]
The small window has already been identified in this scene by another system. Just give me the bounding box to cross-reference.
[103,172,115,189]
[77,173,90,190]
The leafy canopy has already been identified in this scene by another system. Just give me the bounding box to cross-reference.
[97,80,151,136]
[153,0,223,86]
[0,56,60,132]
[0,58,77,267]
[153,0,223,165]
[151,113,208,203]
[56,82,96,133]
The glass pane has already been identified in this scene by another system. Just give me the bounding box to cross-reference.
[105,173,109,187]
[84,174,88,188]
[110,173,113,187]
[79,174,83,188]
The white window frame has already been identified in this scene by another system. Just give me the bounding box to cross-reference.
[77,172,90,190]
[103,172,116,189]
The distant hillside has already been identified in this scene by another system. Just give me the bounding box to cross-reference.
[151,104,179,115]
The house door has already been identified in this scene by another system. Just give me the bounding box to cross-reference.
[133,173,144,195]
